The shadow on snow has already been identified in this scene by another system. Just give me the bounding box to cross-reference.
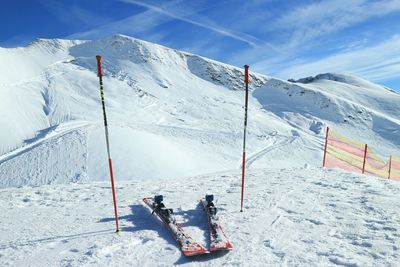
[0,229,115,250]
[99,202,230,264]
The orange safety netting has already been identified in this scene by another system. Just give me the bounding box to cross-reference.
[324,129,365,173]
[390,156,400,181]
[364,146,389,179]
[323,128,400,181]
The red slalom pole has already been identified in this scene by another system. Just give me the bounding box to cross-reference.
[241,65,250,212]
[362,144,368,174]
[96,55,120,232]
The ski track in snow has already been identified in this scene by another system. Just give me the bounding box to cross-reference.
[245,134,297,169]
[1,167,399,266]
[0,120,92,164]
[0,121,93,188]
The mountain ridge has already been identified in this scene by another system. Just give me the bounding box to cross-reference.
[0,34,399,188]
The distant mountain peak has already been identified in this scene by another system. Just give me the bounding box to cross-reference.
[289,73,363,84]
[288,72,398,95]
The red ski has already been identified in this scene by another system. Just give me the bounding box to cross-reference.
[201,195,233,251]
[143,196,209,256]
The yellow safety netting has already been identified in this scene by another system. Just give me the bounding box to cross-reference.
[325,129,365,173]
[324,128,399,181]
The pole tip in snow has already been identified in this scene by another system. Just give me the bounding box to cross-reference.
[96,55,103,77]
[244,65,249,84]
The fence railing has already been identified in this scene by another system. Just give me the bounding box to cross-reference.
[322,127,400,180]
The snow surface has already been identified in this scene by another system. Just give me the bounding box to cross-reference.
[1,168,399,266]
[1,34,400,266]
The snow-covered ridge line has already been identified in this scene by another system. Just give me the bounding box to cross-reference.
[0,34,399,188]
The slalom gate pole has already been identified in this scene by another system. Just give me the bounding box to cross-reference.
[362,144,368,174]
[96,55,120,233]
[322,127,329,167]
[388,156,392,179]
[240,65,250,212]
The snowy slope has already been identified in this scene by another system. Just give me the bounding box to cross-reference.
[1,167,399,266]
[1,34,399,188]
[0,35,274,187]
[1,34,400,266]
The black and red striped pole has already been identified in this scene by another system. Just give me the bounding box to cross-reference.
[240,65,250,212]
[96,55,119,232]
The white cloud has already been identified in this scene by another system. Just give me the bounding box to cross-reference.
[273,0,400,47]
[68,1,206,42]
[68,6,173,40]
[37,1,112,28]
[120,0,262,47]
[273,35,400,82]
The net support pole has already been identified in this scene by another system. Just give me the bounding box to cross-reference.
[322,127,330,167]
[388,155,392,179]
[96,55,120,233]
[362,144,368,174]
[240,65,250,212]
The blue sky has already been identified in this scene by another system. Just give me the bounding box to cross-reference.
[2,0,400,90]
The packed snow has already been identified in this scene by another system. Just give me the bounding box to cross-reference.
[0,34,399,266]
[1,168,399,266]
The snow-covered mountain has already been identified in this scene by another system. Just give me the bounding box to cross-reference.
[1,34,400,266]
[1,34,399,188]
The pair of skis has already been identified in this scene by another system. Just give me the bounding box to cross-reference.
[143,195,233,256]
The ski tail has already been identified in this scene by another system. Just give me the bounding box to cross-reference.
[201,195,233,251]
